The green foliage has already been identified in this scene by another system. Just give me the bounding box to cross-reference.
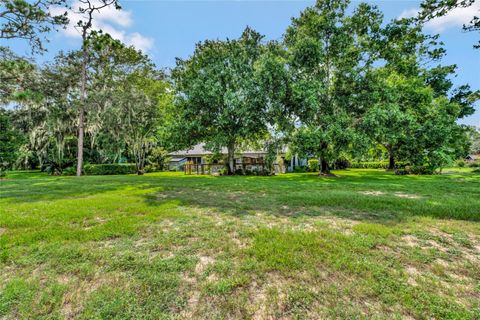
[456,159,465,167]
[467,161,480,168]
[307,159,319,172]
[145,147,170,172]
[0,108,25,170]
[350,161,408,169]
[404,165,435,175]
[83,164,137,175]
[418,0,479,49]
[172,27,285,174]
[285,0,383,173]
[0,0,68,53]
[467,126,480,154]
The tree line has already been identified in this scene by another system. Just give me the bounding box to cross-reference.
[1,0,478,176]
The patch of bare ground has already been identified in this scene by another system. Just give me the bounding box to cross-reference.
[394,192,420,199]
[320,216,359,235]
[60,272,128,319]
[0,227,6,235]
[231,231,249,249]
[249,274,289,320]
[195,256,215,274]
[405,266,419,287]
[359,190,385,196]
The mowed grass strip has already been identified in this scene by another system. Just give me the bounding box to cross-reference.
[0,169,479,319]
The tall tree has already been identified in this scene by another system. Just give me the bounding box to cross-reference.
[173,27,282,174]
[362,17,475,170]
[285,0,383,173]
[74,0,121,176]
[0,0,68,53]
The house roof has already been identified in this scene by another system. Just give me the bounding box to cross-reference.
[465,154,479,160]
[169,143,275,157]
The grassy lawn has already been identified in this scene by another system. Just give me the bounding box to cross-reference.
[1,169,479,319]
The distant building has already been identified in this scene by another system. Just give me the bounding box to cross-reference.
[168,143,306,173]
[465,154,479,162]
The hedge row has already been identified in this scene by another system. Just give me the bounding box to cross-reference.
[83,164,137,175]
[349,161,407,169]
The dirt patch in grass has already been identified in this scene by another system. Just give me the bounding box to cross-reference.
[195,256,215,274]
[394,192,421,199]
[360,191,385,196]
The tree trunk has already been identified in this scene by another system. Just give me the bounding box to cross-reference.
[388,152,395,170]
[76,41,88,176]
[227,142,235,175]
[320,159,330,174]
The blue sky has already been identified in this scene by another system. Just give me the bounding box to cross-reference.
[2,0,479,126]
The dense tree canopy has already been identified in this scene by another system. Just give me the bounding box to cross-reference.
[173,27,287,174]
[0,0,477,176]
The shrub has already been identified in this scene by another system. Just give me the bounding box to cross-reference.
[349,161,407,169]
[62,166,76,176]
[394,169,408,175]
[0,169,6,178]
[456,159,465,168]
[334,158,350,170]
[83,164,137,175]
[307,159,319,172]
[146,147,170,171]
[293,165,308,173]
[234,168,244,175]
[404,165,434,175]
[44,162,63,175]
[467,161,480,168]
[350,161,388,169]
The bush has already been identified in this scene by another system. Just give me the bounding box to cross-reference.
[467,161,480,168]
[334,158,350,170]
[84,164,137,175]
[293,165,308,173]
[307,159,319,172]
[234,168,244,175]
[0,169,6,178]
[349,161,389,169]
[456,159,465,168]
[146,147,170,171]
[394,169,408,175]
[349,161,407,169]
[404,165,434,175]
[44,162,63,175]
[62,166,76,176]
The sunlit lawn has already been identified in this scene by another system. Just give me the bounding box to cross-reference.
[0,169,479,319]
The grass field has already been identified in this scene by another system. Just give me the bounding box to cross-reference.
[1,169,479,319]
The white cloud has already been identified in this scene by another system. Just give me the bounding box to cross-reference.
[399,2,480,33]
[398,8,419,20]
[50,0,153,52]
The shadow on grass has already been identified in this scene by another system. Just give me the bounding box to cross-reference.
[2,170,479,223]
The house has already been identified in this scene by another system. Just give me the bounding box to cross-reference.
[168,143,305,174]
[465,154,479,162]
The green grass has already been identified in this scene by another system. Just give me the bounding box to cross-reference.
[0,169,479,319]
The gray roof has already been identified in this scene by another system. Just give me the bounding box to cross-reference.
[169,143,271,157]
